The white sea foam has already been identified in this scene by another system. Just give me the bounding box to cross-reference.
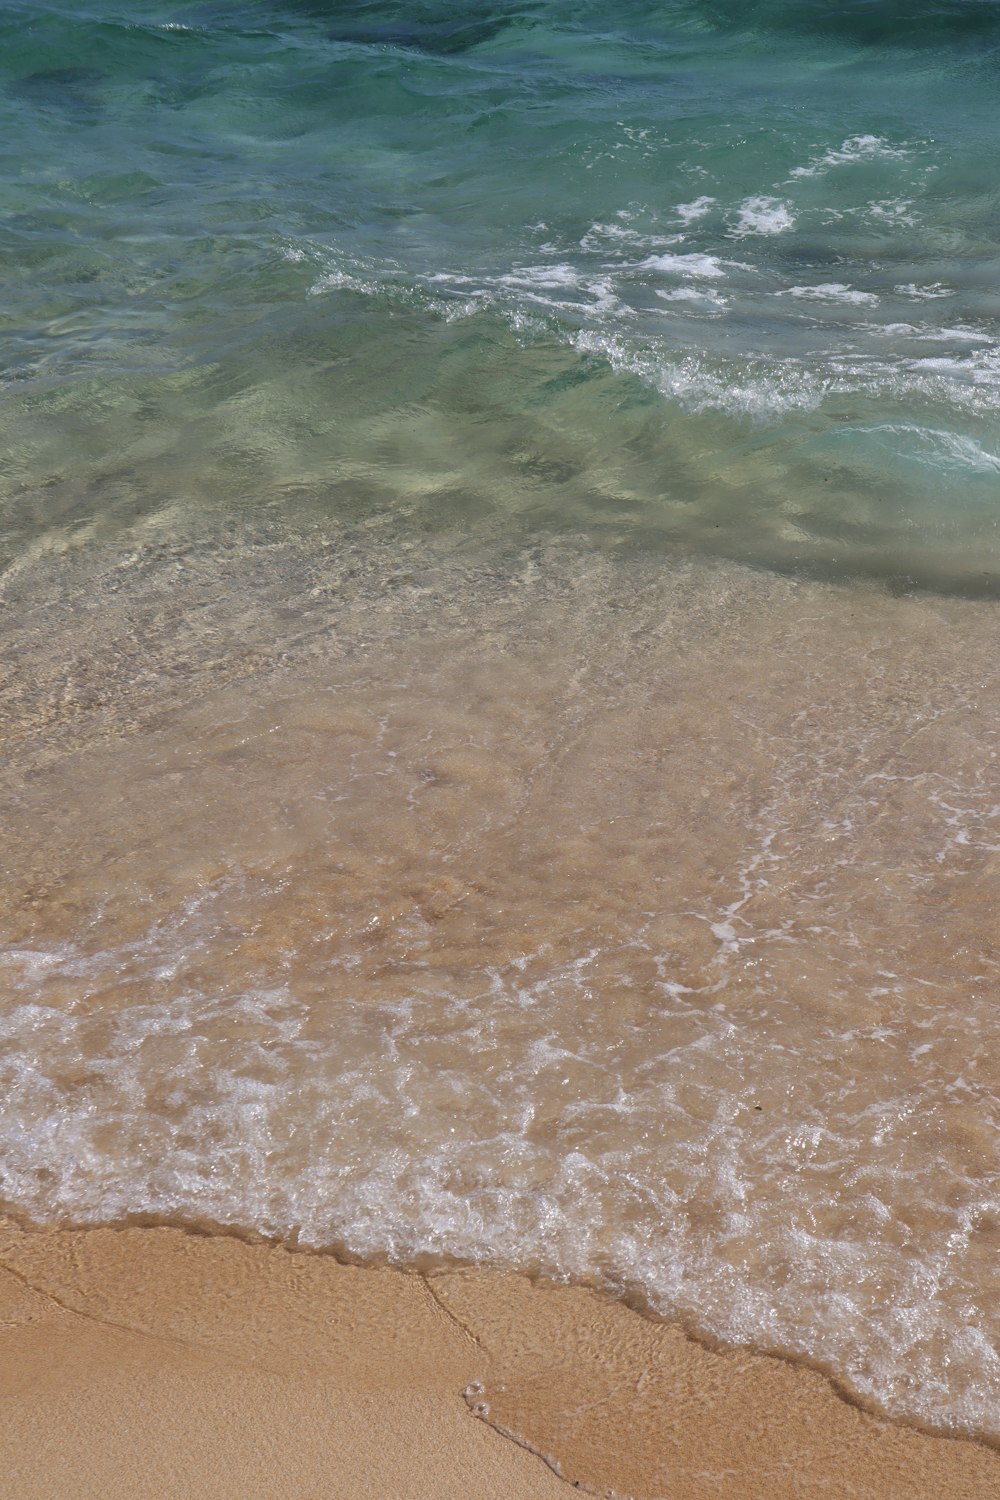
[3,897,1000,1440]
[938,325,993,343]
[856,424,1000,474]
[492,265,624,315]
[827,346,1000,416]
[939,434,1000,472]
[309,267,380,297]
[298,246,1000,427]
[866,199,917,226]
[783,283,879,306]
[640,252,729,278]
[295,230,1000,428]
[579,220,644,247]
[571,327,823,418]
[579,221,684,253]
[579,222,687,256]
[674,195,716,225]
[730,197,795,237]
[895,283,953,300]
[908,356,980,374]
[656,287,728,306]
[498,264,586,290]
[873,323,992,344]
[790,134,911,179]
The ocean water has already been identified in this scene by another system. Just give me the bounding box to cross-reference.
[2,0,1000,1447]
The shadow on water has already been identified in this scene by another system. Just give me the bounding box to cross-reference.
[278,0,535,55]
[276,0,1000,58]
[695,0,1000,49]
[7,67,103,118]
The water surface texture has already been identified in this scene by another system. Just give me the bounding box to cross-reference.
[4,0,1000,583]
[2,0,1000,1446]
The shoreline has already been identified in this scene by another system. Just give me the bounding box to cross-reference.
[4,542,1000,1471]
[2,1217,998,1499]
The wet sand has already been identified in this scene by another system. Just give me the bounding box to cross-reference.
[1,1217,998,1499]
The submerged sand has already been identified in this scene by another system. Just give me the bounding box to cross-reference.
[2,521,1000,1450]
[1,1217,998,1499]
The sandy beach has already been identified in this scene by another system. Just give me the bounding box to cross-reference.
[2,1216,998,1499]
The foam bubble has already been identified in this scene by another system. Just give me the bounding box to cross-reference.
[790,135,912,179]
[308,267,380,297]
[859,424,1000,474]
[656,287,728,306]
[874,323,992,344]
[640,252,729,278]
[730,197,795,237]
[866,199,917,226]
[895,283,954,300]
[783,283,879,306]
[571,327,824,418]
[674,195,716,225]
[578,221,684,253]
[498,264,586,290]
[4,554,1000,1448]
[10,926,996,1439]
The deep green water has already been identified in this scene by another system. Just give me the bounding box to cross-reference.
[3,0,1000,588]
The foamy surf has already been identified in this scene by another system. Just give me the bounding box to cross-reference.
[3,532,1000,1439]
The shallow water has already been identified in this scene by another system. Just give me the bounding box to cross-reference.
[2,0,1000,1444]
[4,0,1000,587]
[4,525,1000,1437]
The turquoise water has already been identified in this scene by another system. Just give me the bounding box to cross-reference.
[3,0,999,586]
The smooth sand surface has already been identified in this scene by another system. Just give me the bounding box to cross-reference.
[1,1217,999,1499]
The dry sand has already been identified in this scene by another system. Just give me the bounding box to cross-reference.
[1,1216,998,1499]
